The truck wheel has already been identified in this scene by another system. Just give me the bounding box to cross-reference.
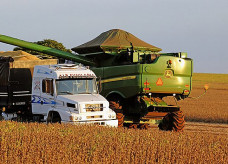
[33,115,41,122]
[47,112,61,124]
[109,101,124,127]
[158,111,185,132]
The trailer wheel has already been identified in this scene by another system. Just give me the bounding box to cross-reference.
[109,101,124,127]
[47,112,61,124]
[158,111,185,132]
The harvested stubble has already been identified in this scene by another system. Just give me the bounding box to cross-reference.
[0,121,227,164]
[179,73,228,124]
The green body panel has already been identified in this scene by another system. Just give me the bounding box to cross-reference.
[92,55,193,99]
[0,34,95,66]
[92,64,142,98]
[142,56,192,94]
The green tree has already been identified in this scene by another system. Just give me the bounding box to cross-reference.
[13,39,72,60]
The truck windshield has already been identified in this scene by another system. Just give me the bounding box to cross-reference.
[56,78,98,95]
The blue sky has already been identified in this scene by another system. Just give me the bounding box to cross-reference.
[1,0,228,73]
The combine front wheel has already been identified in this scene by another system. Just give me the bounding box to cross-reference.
[158,111,185,132]
[109,101,124,127]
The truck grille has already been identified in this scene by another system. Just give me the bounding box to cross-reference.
[87,115,102,119]
[85,104,103,112]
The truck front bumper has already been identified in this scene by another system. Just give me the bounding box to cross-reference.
[63,119,118,127]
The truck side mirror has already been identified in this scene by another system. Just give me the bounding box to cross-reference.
[97,77,102,93]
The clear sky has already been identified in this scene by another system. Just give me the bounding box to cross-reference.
[1,0,228,74]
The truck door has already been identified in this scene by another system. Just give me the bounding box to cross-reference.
[38,79,55,115]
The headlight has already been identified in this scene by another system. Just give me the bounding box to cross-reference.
[69,115,82,121]
[108,114,112,118]
[111,114,116,119]
[69,116,76,121]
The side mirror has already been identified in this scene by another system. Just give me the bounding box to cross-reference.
[97,77,102,93]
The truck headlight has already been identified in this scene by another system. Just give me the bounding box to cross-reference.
[69,115,82,121]
[108,114,116,119]
[111,114,116,119]
[69,116,76,121]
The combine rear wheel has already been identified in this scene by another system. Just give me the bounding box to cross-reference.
[139,124,149,130]
[172,111,185,131]
[109,101,124,127]
[158,111,185,132]
[129,124,137,129]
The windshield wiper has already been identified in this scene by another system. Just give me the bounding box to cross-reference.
[59,91,73,95]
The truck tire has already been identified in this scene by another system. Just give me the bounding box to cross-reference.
[158,111,185,132]
[47,112,61,124]
[33,115,42,122]
[109,101,124,127]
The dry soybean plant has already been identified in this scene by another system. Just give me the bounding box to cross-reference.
[0,121,227,164]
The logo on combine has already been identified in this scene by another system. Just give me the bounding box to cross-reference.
[165,70,173,78]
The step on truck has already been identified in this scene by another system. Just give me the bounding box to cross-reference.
[0,54,118,126]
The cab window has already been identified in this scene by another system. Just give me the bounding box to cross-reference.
[42,79,54,96]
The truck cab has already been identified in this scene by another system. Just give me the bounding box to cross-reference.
[31,64,118,126]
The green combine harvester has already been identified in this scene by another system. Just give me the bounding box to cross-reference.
[0,29,193,131]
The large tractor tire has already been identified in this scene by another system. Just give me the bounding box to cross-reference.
[109,101,124,127]
[158,111,185,132]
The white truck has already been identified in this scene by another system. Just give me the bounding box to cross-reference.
[0,55,118,127]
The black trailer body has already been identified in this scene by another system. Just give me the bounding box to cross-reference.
[0,52,57,116]
[0,57,32,113]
